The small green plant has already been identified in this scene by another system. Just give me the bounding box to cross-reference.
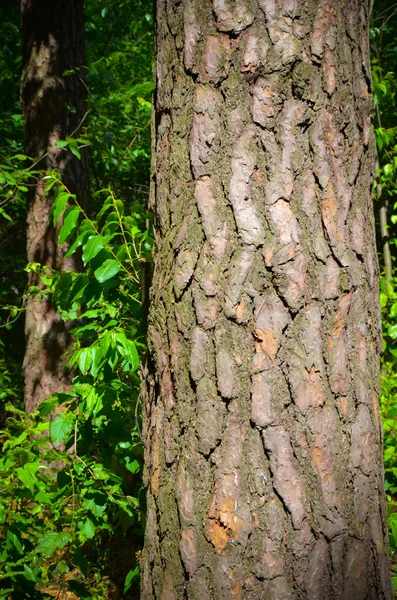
[0,175,152,598]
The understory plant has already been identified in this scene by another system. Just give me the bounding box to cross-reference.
[0,175,152,598]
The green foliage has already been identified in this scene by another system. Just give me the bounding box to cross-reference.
[0,175,152,598]
[0,3,153,596]
[371,7,397,236]
[372,6,397,588]
[380,280,397,593]
[85,0,153,203]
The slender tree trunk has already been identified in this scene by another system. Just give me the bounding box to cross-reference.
[21,0,89,412]
[142,1,392,599]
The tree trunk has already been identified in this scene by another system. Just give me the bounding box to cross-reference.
[142,1,392,599]
[21,0,90,412]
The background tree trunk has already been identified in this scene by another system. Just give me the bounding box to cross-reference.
[142,0,393,598]
[21,0,90,412]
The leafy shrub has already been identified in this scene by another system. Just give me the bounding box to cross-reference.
[0,176,152,598]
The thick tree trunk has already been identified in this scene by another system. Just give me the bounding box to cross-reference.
[142,1,392,599]
[21,0,90,412]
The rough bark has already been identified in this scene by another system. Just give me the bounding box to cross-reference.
[21,0,90,412]
[142,1,392,599]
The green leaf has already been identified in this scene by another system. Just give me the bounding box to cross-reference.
[125,457,140,474]
[94,259,121,283]
[45,177,57,192]
[70,145,81,160]
[82,235,106,264]
[38,392,74,417]
[78,518,96,539]
[0,208,12,222]
[56,140,70,148]
[36,532,69,558]
[7,528,23,554]
[84,386,99,416]
[84,498,106,518]
[124,566,139,594]
[51,192,70,226]
[59,207,81,245]
[79,348,93,375]
[392,576,397,592]
[380,292,388,308]
[23,564,37,583]
[50,413,75,445]
[388,324,397,340]
[115,333,139,370]
[35,490,52,504]
[16,461,40,493]
[63,227,94,260]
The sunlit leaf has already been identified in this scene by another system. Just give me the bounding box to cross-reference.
[36,532,69,558]
[50,413,75,445]
[82,235,106,264]
[94,259,121,283]
[58,207,81,244]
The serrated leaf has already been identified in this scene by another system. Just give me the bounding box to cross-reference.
[36,532,69,558]
[38,392,74,417]
[50,413,75,445]
[94,259,121,283]
[59,207,81,245]
[82,235,106,264]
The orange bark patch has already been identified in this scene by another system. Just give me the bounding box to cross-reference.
[220,497,245,540]
[231,582,242,600]
[206,493,246,553]
[236,297,248,323]
[253,328,278,360]
[206,518,229,553]
[337,396,348,417]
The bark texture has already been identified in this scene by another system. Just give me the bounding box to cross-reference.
[21,0,89,412]
[142,1,392,598]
